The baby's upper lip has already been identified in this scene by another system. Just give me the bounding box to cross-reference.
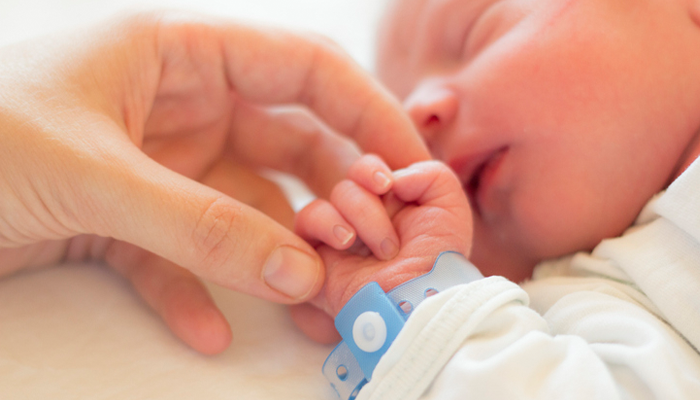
[448,147,508,213]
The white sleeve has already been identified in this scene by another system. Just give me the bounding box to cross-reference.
[356,275,700,400]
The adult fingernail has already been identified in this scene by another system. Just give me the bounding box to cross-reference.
[373,171,391,190]
[263,246,320,300]
[380,238,399,259]
[333,225,354,246]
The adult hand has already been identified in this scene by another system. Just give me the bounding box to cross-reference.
[0,11,429,354]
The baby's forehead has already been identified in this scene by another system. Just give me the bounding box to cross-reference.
[380,0,428,54]
[382,0,480,48]
[386,0,427,27]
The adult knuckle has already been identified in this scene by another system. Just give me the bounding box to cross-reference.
[295,31,354,105]
[192,197,241,270]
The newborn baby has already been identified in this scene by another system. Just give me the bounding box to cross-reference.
[292,0,700,398]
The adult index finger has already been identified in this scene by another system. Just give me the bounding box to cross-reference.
[156,13,431,169]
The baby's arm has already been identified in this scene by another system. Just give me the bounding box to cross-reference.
[294,156,700,400]
[292,154,473,341]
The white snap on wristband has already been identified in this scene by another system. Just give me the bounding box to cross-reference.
[352,312,387,353]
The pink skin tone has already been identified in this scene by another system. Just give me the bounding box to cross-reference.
[377,0,700,282]
[292,0,700,343]
[0,13,431,355]
[292,155,472,343]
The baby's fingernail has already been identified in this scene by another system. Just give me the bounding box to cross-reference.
[333,225,354,246]
[380,238,399,259]
[263,246,320,300]
[373,171,391,190]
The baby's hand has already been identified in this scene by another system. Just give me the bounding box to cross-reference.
[291,155,473,343]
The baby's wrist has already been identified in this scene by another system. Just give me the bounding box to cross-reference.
[323,251,482,400]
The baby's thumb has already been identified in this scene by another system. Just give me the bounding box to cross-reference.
[85,150,323,304]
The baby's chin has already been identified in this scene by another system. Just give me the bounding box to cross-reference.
[468,238,538,283]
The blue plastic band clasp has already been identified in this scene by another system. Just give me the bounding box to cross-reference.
[322,251,483,400]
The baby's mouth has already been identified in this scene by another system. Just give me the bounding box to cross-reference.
[465,161,488,216]
[452,147,508,216]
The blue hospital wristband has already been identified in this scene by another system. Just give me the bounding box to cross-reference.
[322,251,483,400]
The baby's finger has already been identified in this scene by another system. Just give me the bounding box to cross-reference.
[392,161,467,208]
[346,154,394,195]
[330,180,399,260]
[295,199,356,250]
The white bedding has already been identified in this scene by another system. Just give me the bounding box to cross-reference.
[0,1,388,398]
[0,263,334,398]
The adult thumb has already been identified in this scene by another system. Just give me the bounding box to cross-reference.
[83,148,324,304]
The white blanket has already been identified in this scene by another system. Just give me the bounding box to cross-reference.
[0,263,334,398]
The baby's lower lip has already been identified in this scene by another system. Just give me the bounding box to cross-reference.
[466,147,508,215]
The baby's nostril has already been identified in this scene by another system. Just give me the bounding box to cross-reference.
[426,114,440,126]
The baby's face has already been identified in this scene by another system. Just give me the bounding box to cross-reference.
[378,0,700,280]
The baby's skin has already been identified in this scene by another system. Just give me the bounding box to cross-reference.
[377,0,700,283]
[291,155,472,343]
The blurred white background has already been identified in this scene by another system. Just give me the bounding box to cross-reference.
[0,0,389,69]
[0,1,391,399]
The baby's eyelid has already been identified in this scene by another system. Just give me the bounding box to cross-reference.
[456,15,483,60]
[459,1,503,60]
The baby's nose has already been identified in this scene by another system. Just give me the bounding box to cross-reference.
[403,84,458,151]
